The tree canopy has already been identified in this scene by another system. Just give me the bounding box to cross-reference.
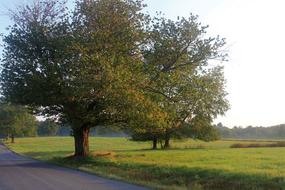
[1,0,229,156]
[131,15,229,148]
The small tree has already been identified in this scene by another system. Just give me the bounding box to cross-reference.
[0,103,37,143]
[0,104,14,141]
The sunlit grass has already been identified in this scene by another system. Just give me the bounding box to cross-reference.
[7,137,285,190]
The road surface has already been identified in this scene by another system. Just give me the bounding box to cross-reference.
[0,143,149,190]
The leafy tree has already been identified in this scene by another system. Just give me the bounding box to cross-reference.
[132,114,221,150]
[177,114,221,142]
[14,110,38,137]
[0,103,37,143]
[0,104,14,141]
[1,0,229,154]
[135,15,229,148]
[0,0,150,156]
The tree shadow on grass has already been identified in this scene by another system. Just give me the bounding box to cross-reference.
[114,146,207,153]
[23,151,72,158]
[48,155,285,190]
[6,151,285,190]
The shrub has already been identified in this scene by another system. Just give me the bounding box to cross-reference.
[230,142,285,148]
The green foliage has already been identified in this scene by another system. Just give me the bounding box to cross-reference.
[132,15,229,147]
[0,0,151,155]
[1,0,147,124]
[14,110,38,137]
[0,103,37,140]
[178,115,221,141]
[0,104,14,136]
[1,0,229,154]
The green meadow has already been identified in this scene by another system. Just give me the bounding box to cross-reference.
[6,137,285,190]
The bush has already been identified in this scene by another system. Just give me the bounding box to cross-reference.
[230,142,285,148]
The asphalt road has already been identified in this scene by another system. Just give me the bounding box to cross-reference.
[0,144,149,190]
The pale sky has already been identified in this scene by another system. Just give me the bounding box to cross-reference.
[1,0,285,127]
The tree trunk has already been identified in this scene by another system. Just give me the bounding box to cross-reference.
[164,137,170,149]
[152,137,158,150]
[73,126,90,157]
[11,134,15,143]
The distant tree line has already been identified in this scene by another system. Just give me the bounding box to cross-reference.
[215,123,285,139]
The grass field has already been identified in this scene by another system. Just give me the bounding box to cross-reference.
[6,137,285,190]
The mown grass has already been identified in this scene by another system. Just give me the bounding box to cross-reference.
[6,137,285,190]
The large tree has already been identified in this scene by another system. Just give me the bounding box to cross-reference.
[1,0,229,155]
[0,0,150,156]
[136,15,229,148]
